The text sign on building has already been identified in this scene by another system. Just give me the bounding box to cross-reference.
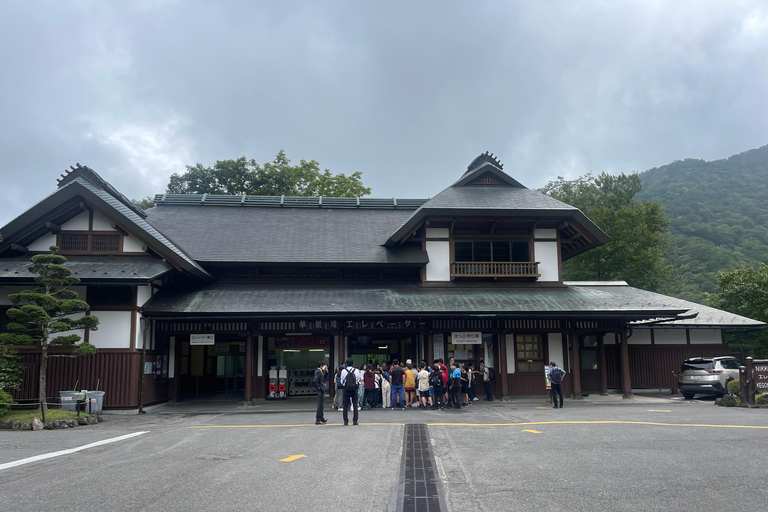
[190,334,215,345]
[433,334,444,360]
[755,363,768,392]
[452,332,482,344]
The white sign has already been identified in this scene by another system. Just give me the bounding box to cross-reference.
[452,332,482,344]
[190,334,215,345]
[454,349,469,360]
[433,334,444,360]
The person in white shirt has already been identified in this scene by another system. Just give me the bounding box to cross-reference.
[340,358,362,425]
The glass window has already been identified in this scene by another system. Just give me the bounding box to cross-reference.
[455,242,473,262]
[511,242,529,261]
[492,242,511,262]
[516,334,545,372]
[473,242,491,262]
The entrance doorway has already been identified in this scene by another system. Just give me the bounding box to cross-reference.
[348,335,415,367]
[266,335,331,397]
[579,335,601,392]
[179,339,246,399]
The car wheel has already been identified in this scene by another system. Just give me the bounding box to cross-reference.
[682,392,695,400]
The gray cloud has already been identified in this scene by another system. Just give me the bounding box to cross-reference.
[1,1,767,227]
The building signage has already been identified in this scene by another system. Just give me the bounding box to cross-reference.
[275,336,329,349]
[433,334,444,360]
[344,319,422,331]
[190,334,215,345]
[452,332,482,344]
[755,363,768,391]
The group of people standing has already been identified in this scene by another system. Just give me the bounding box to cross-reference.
[314,356,495,425]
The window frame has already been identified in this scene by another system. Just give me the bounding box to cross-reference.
[514,333,546,373]
[58,231,124,254]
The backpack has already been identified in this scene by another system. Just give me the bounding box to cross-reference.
[487,367,496,380]
[430,372,443,389]
[550,367,564,385]
[343,367,358,391]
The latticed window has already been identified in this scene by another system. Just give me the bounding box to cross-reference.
[454,241,529,262]
[60,234,89,251]
[86,286,133,306]
[516,334,545,372]
[92,234,120,252]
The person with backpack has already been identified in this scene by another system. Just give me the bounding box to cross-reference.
[480,360,493,401]
[548,361,566,408]
[430,364,444,410]
[340,358,361,425]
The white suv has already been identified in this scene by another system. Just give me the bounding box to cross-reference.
[678,356,743,399]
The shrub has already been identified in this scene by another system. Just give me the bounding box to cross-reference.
[756,394,768,406]
[727,379,740,395]
[0,389,14,415]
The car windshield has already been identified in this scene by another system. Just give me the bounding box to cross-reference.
[682,361,714,371]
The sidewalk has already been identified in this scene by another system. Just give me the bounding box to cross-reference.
[122,390,681,415]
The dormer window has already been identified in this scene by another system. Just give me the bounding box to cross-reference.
[452,240,538,278]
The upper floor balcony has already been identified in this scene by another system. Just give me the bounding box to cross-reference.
[451,261,540,279]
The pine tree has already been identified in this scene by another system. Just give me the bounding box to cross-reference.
[0,246,99,409]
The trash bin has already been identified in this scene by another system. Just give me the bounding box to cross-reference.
[59,391,85,411]
[85,391,105,413]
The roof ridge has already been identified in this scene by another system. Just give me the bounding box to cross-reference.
[153,193,428,209]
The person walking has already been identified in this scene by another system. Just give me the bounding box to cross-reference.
[480,360,493,401]
[340,358,360,425]
[390,359,406,410]
[548,361,566,409]
[314,361,328,425]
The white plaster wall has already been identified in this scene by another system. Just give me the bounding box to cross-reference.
[28,233,57,251]
[425,241,451,281]
[654,329,687,345]
[506,333,515,373]
[548,333,564,367]
[88,311,132,349]
[425,228,449,238]
[534,229,557,239]
[534,241,559,281]
[92,211,116,231]
[61,211,89,230]
[628,329,652,344]
[135,312,144,349]
[123,234,144,253]
[690,329,723,345]
[136,286,152,307]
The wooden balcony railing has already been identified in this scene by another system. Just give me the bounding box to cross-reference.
[451,261,540,278]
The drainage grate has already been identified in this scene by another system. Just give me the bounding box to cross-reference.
[398,423,445,512]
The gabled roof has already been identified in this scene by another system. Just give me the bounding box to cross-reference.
[0,165,212,281]
[0,255,173,283]
[385,153,611,253]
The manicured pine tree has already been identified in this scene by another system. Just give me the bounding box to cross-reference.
[0,246,99,410]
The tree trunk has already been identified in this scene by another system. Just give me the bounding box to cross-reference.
[40,342,48,411]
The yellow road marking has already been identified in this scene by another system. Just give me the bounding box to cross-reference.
[647,410,671,412]
[280,454,306,462]
[188,421,768,430]
[534,407,551,409]
[522,429,542,434]
[426,421,768,429]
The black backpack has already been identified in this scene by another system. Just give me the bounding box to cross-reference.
[487,367,496,380]
[343,367,358,391]
[550,367,564,385]
[430,372,443,389]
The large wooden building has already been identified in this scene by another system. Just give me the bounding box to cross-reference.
[1,154,762,408]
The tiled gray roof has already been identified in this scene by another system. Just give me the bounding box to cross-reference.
[144,205,428,264]
[143,281,762,328]
[0,256,173,282]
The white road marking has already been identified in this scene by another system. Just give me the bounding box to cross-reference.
[0,431,148,471]
[434,455,446,480]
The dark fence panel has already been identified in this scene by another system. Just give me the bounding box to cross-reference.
[11,351,141,408]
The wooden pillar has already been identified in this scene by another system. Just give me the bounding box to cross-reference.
[570,327,582,398]
[620,327,633,399]
[425,333,434,366]
[245,332,254,404]
[498,332,508,398]
[598,334,608,396]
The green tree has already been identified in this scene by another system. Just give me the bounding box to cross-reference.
[707,264,768,358]
[167,150,372,197]
[0,230,24,392]
[132,196,156,210]
[0,246,99,409]
[540,172,670,291]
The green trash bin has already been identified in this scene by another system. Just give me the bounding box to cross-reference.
[85,391,105,413]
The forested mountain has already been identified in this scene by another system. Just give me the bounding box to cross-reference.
[638,144,768,303]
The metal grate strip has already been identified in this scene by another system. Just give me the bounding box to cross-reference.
[398,423,445,512]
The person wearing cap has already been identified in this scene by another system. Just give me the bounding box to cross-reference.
[314,360,328,425]
[547,361,566,409]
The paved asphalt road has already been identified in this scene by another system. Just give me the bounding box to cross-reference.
[1,396,767,512]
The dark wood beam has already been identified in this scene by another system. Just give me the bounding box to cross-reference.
[45,221,61,233]
[11,243,28,253]
[111,223,130,236]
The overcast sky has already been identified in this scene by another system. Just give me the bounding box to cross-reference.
[1,1,767,227]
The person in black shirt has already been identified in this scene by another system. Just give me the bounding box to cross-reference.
[314,361,328,425]
[389,359,406,410]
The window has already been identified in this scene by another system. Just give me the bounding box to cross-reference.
[455,241,529,262]
[59,233,121,253]
[86,286,133,307]
[516,334,545,372]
